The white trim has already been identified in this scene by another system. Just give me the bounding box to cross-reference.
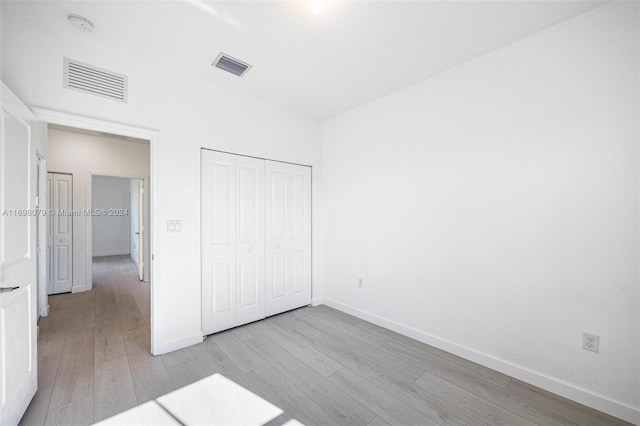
[321,298,640,425]
[311,297,324,307]
[32,108,155,141]
[71,284,87,293]
[156,332,203,355]
[31,107,161,356]
[36,156,48,317]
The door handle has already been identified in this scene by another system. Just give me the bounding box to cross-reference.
[135,232,140,235]
[58,239,63,243]
[0,286,19,293]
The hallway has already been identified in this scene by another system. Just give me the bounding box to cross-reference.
[21,256,156,425]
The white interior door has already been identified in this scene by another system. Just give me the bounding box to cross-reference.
[265,161,312,316]
[265,162,291,316]
[0,82,40,425]
[202,151,266,335]
[129,178,144,280]
[202,150,237,335]
[202,151,309,334]
[289,165,312,308]
[137,180,144,281]
[235,155,265,326]
[48,173,73,294]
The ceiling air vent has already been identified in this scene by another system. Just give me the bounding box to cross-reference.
[212,53,252,77]
[64,58,128,102]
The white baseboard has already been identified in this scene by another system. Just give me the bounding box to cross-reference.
[154,331,203,356]
[71,285,88,293]
[321,298,639,425]
[311,297,324,307]
[39,304,49,318]
[93,251,130,257]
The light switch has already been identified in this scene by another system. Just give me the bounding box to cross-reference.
[167,220,182,233]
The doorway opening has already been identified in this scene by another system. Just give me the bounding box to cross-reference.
[90,174,147,282]
[36,114,158,353]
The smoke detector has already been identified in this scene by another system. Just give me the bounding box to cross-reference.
[67,14,94,33]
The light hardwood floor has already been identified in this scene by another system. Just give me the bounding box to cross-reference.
[20,255,629,426]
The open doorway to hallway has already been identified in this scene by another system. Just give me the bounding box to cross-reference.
[91,175,145,281]
[42,124,152,351]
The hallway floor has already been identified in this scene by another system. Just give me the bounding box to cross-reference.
[20,256,152,425]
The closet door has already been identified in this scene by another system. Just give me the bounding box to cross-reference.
[202,151,237,335]
[202,150,265,336]
[289,165,312,309]
[265,161,311,316]
[48,172,73,294]
[235,156,265,326]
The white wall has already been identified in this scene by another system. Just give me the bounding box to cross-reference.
[321,1,639,422]
[92,176,131,257]
[47,128,151,291]
[1,11,323,354]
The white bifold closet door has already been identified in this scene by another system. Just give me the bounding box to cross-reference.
[202,150,311,336]
[202,150,265,335]
[265,160,312,317]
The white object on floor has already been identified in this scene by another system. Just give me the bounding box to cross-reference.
[156,373,283,426]
[281,420,305,426]
[92,401,180,425]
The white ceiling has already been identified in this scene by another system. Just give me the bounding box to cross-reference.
[2,0,608,119]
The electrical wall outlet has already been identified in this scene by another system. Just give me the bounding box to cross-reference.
[582,332,599,353]
[357,278,364,288]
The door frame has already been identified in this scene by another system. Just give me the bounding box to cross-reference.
[36,155,48,317]
[31,107,161,355]
[88,173,148,283]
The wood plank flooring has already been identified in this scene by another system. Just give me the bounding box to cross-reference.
[20,255,630,426]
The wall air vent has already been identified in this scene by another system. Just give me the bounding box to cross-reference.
[212,53,252,77]
[63,58,128,102]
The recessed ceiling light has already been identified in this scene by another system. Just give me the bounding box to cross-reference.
[67,14,94,33]
[311,0,323,15]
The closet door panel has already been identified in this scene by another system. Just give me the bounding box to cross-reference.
[291,250,305,295]
[202,151,237,335]
[212,260,233,313]
[290,166,312,308]
[270,170,288,240]
[271,253,288,299]
[265,162,291,316]
[265,162,311,315]
[236,157,265,326]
